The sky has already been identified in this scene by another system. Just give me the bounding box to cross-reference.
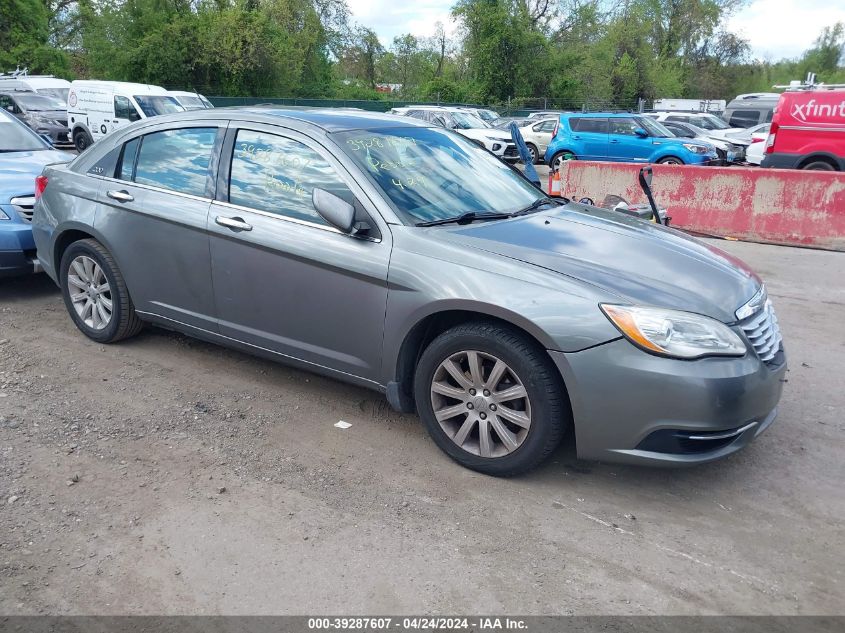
[346,0,845,62]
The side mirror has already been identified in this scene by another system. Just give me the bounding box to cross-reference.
[128,111,141,122]
[312,188,356,234]
[633,128,649,138]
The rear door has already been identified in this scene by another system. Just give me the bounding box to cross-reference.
[567,117,608,160]
[207,124,392,382]
[94,121,225,331]
[607,117,653,162]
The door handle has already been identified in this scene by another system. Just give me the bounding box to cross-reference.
[610,139,620,143]
[571,135,582,139]
[215,215,253,232]
[106,189,134,203]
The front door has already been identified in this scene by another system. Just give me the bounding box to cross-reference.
[607,117,654,162]
[94,123,223,331]
[207,125,392,383]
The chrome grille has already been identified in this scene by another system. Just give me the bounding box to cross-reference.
[740,299,783,364]
[9,195,35,223]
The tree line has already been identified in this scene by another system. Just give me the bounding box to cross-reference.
[1,0,844,108]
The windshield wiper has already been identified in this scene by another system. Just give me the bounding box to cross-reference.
[511,197,557,216]
[416,211,513,227]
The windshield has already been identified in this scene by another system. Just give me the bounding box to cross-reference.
[450,112,489,129]
[15,94,66,111]
[133,95,184,117]
[37,88,69,102]
[0,111,50,151]
[687,114,730,130]
[336,127,547,224]
[637,117,673,138]
[475,110,498,121]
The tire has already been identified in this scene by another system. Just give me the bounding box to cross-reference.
[73,129,93,153]
[526,143,539,164]
[413,321,569,476]
[59,238,143,343]
[801,160,836,171]
[657,156,684,165]
[549,150,575,170]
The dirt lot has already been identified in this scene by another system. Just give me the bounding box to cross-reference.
[0,238,843,616]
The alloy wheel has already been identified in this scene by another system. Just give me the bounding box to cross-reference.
[67,255,113,330]
[430,350,532,458]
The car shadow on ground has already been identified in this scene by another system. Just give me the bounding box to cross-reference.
[0,272,60,301]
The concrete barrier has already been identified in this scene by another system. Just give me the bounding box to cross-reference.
[556,161,845,251]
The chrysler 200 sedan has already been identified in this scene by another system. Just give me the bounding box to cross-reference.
[32,109,786,475]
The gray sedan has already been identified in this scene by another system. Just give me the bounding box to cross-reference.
[32,109,786,475]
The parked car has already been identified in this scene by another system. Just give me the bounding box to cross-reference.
[660,120,747,165]
[67,80,184,152]
[168,90,214,111]
[0,73,71,101]
[761,88,845,171]
[647,111,745,138]
[725,122,771,143]
[390,106,518,162]
[0,91,72,148]
[545,113,719,169]
[723,93,779,128]
[32,108,785,474]
[455,107,499,123]
[517,117,557,163]
[0,109,71,276]
[744,130,769,166]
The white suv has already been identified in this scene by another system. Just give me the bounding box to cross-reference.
[390,106,518,162]
[647,111,744,140]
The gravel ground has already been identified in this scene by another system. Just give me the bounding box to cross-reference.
[0,238,843,615]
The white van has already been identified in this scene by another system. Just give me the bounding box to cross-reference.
[0,74,71,101]
[67,80,183,151]
[168,90,213,110]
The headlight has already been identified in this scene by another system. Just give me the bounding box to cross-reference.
[600,304,747,359]
[682,143,711,155]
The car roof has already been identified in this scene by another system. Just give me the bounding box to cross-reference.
[561,112,642,118]
[70,80,169,94]
[143,107,429,133]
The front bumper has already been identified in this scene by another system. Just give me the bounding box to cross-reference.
[0,212,39,277]
[551,338,786,466]
[28,122,73,147]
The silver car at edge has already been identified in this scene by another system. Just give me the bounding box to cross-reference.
[32,108,786,476]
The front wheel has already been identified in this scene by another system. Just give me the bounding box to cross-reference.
[414,322,569,476]
[73,129,93,153]
[59,239,143,343]
[657,156,684,165]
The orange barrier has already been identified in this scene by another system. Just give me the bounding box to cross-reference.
[555,161,845,251]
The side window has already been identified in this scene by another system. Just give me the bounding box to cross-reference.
[609,117,638,135]
[133,128,217,197]
[117,137,140,181]
[571,118,607,133]
[666,115,687,123]
[229,130,353,226]
[765,109,773,123]
[729,110,760,127]
[114,96,139,121]
[539,120,557,133]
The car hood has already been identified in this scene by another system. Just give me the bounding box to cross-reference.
[0,149,71,200]
[704,128,746,140]
[438,204,760,323]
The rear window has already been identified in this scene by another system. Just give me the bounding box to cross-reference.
[130,127,217,197]
[569,117,608,133]
[728,110,762,128]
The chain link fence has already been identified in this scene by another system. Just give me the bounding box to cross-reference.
[203,95,647,116]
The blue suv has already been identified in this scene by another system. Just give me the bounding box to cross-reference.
[544,112,718,169]
[1,109,70,277]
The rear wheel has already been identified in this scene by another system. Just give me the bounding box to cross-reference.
[73,129,93,153]
[59,239,143,343]
[657,156,684,165]
[550,150,575,170]
[801,160,836,171]
[414,322,569,476]
[526,143,539,164]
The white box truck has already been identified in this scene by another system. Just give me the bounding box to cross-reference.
[67,80,183,151]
